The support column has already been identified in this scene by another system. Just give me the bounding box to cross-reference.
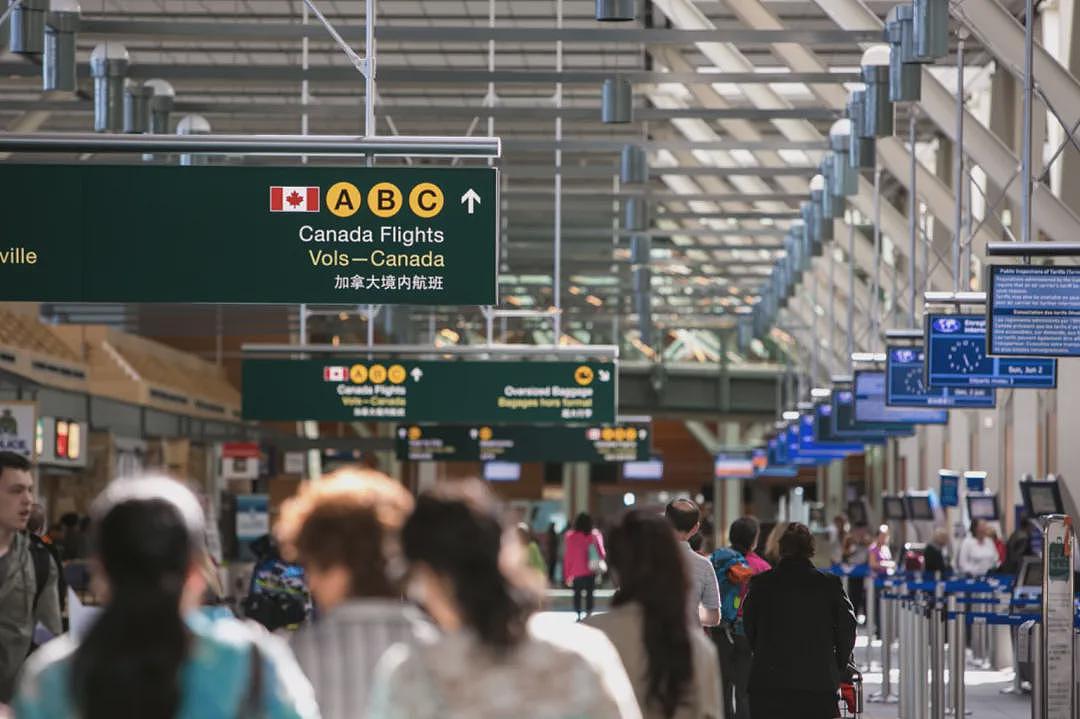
[1056,360,1080,508]
[1010,390,1039,520]
[572,463,591,519]
[716,423,742,542]
[1061,0,1080,212]
[870,444,887,523]
[416,461,437,494]
[924,424,946,488]
[825,459,845,521]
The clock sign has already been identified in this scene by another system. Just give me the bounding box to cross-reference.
[924,314,1056,389]
[885,345,995,409]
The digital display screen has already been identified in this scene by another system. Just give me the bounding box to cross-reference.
[715,452,756,479]
[924,313,1056,388]
[885,346,996,408]
[939,471,959,507]
[483,462,520,482]
[906,494,935,520]
[988,265,1080,357]
[847,500,868,527]
[854,371,948,425]
[832,388,914,438]
[1023,482,1063,516]
[882,495,908,520]
[1020,558,1043,588]
[967,494,999,521]
[623,459,664,481]
[964,472,986,493]
[798,412,862,457]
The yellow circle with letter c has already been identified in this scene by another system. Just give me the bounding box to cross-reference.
[574,365,594,386]
[408,183,444,218]
[388,365,407,385]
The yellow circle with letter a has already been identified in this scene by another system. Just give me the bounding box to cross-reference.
[574,365,594,386]
[408,182,444,218]
[350,364,368,384]
[369,364,388,384]
[367,182,403,218]
[327,182,362,218]
[388,365,407,385]
[479,426,493,441]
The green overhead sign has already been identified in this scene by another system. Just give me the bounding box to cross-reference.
[0,164,497,305]
[395,422,651,462]
[242,359,617,424]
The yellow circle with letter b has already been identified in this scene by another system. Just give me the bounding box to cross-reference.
[408,183,444,218]
[327,182,362,217]
[368,182,403,218]
[369,364,388,384]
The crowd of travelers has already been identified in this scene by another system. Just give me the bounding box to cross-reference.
[0,449,869,719]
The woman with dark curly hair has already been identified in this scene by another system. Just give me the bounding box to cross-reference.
[586,510,723,719]
[367,480,641,719]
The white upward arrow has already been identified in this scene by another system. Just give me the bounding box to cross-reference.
[410,367,424,382]
[461,188,481,215]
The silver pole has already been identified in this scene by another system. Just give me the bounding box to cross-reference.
[829,248,836,372]
[872,162,882,347]
[552,0,563,342]
[865,577,877,670]
[810,270,819,385]
[882,593,894,700]
[1031,622,1043,719]
[953,34,965,292]
[299,303,308,344]
[847,220,855,373]
[949,595,966,717]
[363,0,376,138]
[909,108,918,327]
[899,600,909,719]
[932,587,947,719]
[1020,0,1034,246]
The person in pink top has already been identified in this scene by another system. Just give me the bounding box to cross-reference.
[563,513,606,621]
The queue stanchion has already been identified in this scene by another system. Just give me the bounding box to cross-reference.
[864,574,877,671]
[869,578,897,703]
[1030,620,1043,719]
[930,583,946,719]
[947,594,966,717]
[897,596,908,719]
[919,590,930,718]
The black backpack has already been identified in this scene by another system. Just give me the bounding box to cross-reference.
[27,536,51,610]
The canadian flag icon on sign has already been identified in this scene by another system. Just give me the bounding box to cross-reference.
[270,186,320,212]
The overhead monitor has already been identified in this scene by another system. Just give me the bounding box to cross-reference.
[1020,479,1065,517]
[939,470,960,508]
[832,388,913,439]
[854,371,948,425]
[756,466,799,479]
[483,462,521,482]
[885,346,995,408]
[987,265,1080,357]
[905,492,935,521]
[715,451,756,479]
[964,471,987,493]
[882,494,909,521]
[623,459,664,481]
[924,313,1056,389]
[799,410,862,457]
[966,493,1000,521]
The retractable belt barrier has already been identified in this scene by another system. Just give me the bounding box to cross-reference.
[829,569,1052,719]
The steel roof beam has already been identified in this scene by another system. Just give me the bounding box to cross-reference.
[77,19,881,44]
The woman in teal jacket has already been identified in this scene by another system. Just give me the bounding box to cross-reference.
[13,476,319,719]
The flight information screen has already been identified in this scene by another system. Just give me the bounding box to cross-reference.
[988,265,1080,357]
[854,371,947,425]
[924,314,1056,388]
[886,346,995,408]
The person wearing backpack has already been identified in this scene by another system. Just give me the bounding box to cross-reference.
[709,516,769,719]
[0,452,61,705]
[13,474,320,719]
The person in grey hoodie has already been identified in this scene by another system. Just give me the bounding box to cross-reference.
[0,452,61,704]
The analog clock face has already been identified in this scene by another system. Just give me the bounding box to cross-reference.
[945,339,985,374]
[902,368,924,395]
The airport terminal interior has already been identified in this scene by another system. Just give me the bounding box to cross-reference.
[4,0,1080,716]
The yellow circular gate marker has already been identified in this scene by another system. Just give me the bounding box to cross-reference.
[367,182,403,218]
[408,182,444,218]
[388,364,407,384]
[350,364,368,384]
[327,181,362,217]
[574,365,594,386]
[368,364,388,384]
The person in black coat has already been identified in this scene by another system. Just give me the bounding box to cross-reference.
[742,522,857,719]
[923,527,952,576]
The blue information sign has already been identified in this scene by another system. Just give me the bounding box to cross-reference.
[855,371,948,425]
[939,471,960,507]
[925,314,1057,388]
[964,472,986,493]
[988,265,1080,357]
[885,346,996,408]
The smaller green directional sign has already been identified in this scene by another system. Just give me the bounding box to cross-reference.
[243,359,617,424]
[394,422,651,462]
